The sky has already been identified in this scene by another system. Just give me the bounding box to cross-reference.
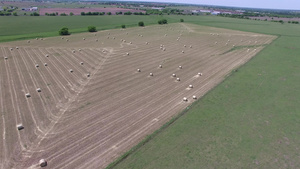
[122,0,300,10]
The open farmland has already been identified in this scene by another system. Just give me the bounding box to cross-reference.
[0,23,275,168]
[39,8,145,16]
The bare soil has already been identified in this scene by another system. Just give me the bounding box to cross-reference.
[0,23,275,169]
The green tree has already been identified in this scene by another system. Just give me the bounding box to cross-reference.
[59,27,70,35]
[107,12,112,15]
[13,12,17,16]
[180,18,184,22]
[70,12,74,16]
[121,24,126,28]
[88,26,97,32]
[138,21,144,27]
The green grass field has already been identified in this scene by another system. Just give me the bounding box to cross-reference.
[1,14,299,168]
[0,15,173,42]
[107,16,300,168]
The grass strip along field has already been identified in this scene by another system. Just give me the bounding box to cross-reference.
[109,16,300,168]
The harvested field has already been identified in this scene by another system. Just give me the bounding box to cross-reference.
[0,23,275,168]
[39,8,145,16]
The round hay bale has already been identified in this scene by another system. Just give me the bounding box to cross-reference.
[126,52,129,55]
[61,37,64,39]
[137,69,141,72]
[176,78,180,81]
[126,32,128,35]
[45,54,49,57]
[16,47,19,49]
[183,97,188,101]
[27,40,30,43]
[39,159,47,167]
[66,39,69,42]
[193,95,197,99]
[113,37,115,39]
[172,73,176,77]
[146,42,148,45]
[130,42,132,44]
[96,39,98,42]
[41,38,43,40]
[4,57,8,60]
[198,72,203,76]
[36,88,41,92]
[189,45,192,48]
[72,50,75,53]
[233,45,235,47]
[25,93,30,98]
[17,124,24,130]
[83,38,85,40]
[182,51,184,53]
[159,65,162,68]
[44,63,47,66]
[163,48,166,51]
[178,66,182,69]
[79,49,81,51]
[149,73,153,76]
[87,73,90,77]
[189,84,193,88]
[36,38,38,40]
[69,69,73,73]
[215,42,218,44]
[35,64,39,68]
[80,62,84,65]
[184,45,186,47]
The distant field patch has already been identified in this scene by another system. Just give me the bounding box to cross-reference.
[39,8,145,16]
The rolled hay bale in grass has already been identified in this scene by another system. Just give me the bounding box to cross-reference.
[184,45,186,47]
[193,95,197,99]
[113,37,115,39]
[172,73,176,77]
[247,49,250,52]
[80,62,84,65]
[102,50,105,53]
[178,66,182,69]
[126,32,128,35]
[146,42,149,45]
[83,38,85,40]
[35,64,39,68]
[215,42,218,44]
[126,52,129,56]
[39,159,47,167]
[189,45,192,48]
[87,73,90,77]
[69,69,73,73]
[189,84,193,88]
[16,47,19,49]
[36,88,41,92]
[225,43,228,46]
[176,78,180,81]
[228,40,230,42]
[4,57,8,60]
[41,38,43,40]
[130,42,132,44]
[254,49,257,51]
[79,49,81,52]
[61,37,64,39]
[121,39,123,41]
[141,35,143,37]
[27,40,30,43]
[17,124,24,130]
[45,54,49,57]
[163,48,166,51]
[165,34,167,36]
[137,69,141,72]
[183,97,188,101]
[149,73,153,76]
[123,40,126,42]
[25,93,30,98]
[72,50,75,53]
[198,72,203,76]
[36,38,38,40]
[159,65,162,68]
[10,48,13,51]
[182,51,184,53]
[96,39,98,42]
[160,47,163,50]
[233,45,235,47]
[44,63,47,66]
